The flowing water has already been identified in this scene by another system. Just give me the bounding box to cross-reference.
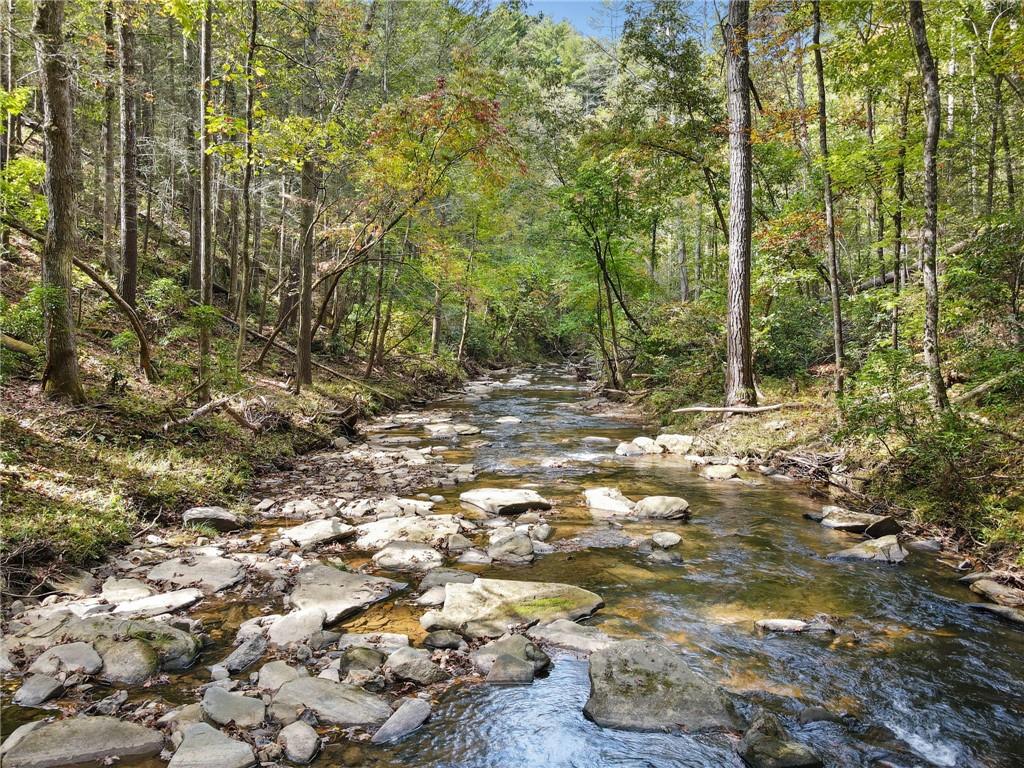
[354,366,1023,768]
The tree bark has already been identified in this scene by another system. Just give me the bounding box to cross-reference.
[32,0,84,402]
[812,0,845,397]
[101,0,117,275]
[296,157,316,388]
[198,0,213,403]
[678,226,688,301]
[236,0,258,366]
[996,74,1015,212]
[892,83,910,350]
[908,0,949,410]
[723,0,756,407]
[117,1,139,307]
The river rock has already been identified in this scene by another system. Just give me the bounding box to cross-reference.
[27,641,102,678]
[630,436,664,454]
[471,634,550,674]
[459,488,553,515]
[967,602,1024,626]
[651,532,682,548]
[583,640,741,732]
[614,442,646,457]
[47,568,98,598]
[271,677,391,726]
[447,533,473,552]
[487,530,534,563]
[168,723,256,768]
[416,585,447,606]
[101,577,154,602]
[289,564,405,623]
[258,660,307,691]
[457,548,491,564]
[421,577,604,638]
[813,505,887,533]
[487,653,535,684]
[385,646,450,684]
[12,673,63,706]
[217,634,267,673]
[95,638,159,684]
[354,515,462,550]
[268,609,326,646]
[827,535,908,564]
[423,630,465,650]
[372,541,444,571]
[583,487,635,515]
[755,619,810,633]
[701,464,738,481]
[969,579,1024,607]
[371,698,431,743]
[280,518,354,548]
[1,716,163,768]
[147,555,245,594]
[337,632,410,654]
[634,496,690,520]
[183,506,240,532]
[496,416,522,424]
[112,587,203,618]
[278,720,319,763]
[201,686,265,727]
[735,710,823,768]
[863,516,903,538]
[655,434,695,454]
[527,619,613,653]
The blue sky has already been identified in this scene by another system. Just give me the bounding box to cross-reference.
[528,1,625,39]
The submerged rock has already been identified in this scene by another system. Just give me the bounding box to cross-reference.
[827,535,908,564]
[1,717,163,768]
[701,464,738,481]
[967,602,1024,626]
[651,532,682,548]
[735,710,822,768]
[755,617,835,634]
[289,564,405,623]
[421,577,604,638]
[634,496,690,520]
[271,677,391,726]
[811,505,887,534]
[168,723,255,768]
[459,487,552,515]
[371,698,431,743]
[583,640,741,733]
[583,487,635,515]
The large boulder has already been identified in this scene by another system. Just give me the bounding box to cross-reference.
[271,677,391,726]
[969,579,1024,607]
[372,541,444,572]
[279,518,354,548]
[655,434,695,454]
[96,638,160,685]
[583,487,635,516]
[827,535,908,564]
[583,640,741,733]
[735,710,822,768]
[634,496,690,520]
[183,506,240,532]
[421,578,604,638]
[12,674,63,706]
[371,698,431,744]
[289,564,405,624]
[629,437,664,455]
[459,488,552,515]
[27,642,102,678]
[147,555,245,594]
[353,516,462,551]
[168,723,255,768]
[1,717,163,768]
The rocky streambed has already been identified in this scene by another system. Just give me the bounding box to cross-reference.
[2,367,1023,768]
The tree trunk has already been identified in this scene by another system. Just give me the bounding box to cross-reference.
[236,0,258,366]
[117,2,138,307]
[198,0,213,403]
[908,0,949,410]
[364,240,385,377]
[985,74,999,216]
[32,0,84,402]
[185,33,200,291]
[0,0,13,256]
[296,158,315,388]
[812,0,845,397]
[429,284,442,357]
[892,83,910,350]
[678,226,688,301]
[723,0,756,407]
[101,0,117,275]
[996,74,1015,212]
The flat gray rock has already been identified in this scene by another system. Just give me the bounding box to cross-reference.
[147,555,245,594]
[353,516,462,551]
[168,723,255,768]
[183,506,240,532]
[101,577,153,602]
[112,587,203,618]
[1,716,163,768]
[634,496,690,520]
[969,579,1024,607]
[267,608,326,647]
[280,518,354,548]
[216,634,267,673]
[701,464,738,481]
[372,540,444,571]
[527,619,613,653]
[371,698,432,743]
[201,686,265,727]
[583,487,635,515]
[385,646,450,684]
[471,634,549,674]
[96,638,159,684]
[337,632,410,654]
[968,602,1024,626]
[271,676,391,726]
[27,641,102,677]
[459,488,552,515]
[486,653,534,684]
[815,505,885,533]
[290,564,405,624]
[278,720,319,763]
[827,535,908,564]
[421,578,604,638]
[583,640,741,732]
[12,673,63,706]
[257,660,307,691]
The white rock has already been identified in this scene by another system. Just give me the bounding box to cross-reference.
[278,721,319,763]
[279,518,354,548]
[651,532,682,548]
[112,588,203,618]
[168,723,255,768]
[372,541,444,572]
[459,488,552,515]
[583,487,635,515]
[655,434,695,454]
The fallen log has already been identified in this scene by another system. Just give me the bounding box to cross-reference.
[672,403,806,414]
[2,333,39,356]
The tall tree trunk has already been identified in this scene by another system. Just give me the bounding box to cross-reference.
[429,284,442,357]
[648,212,658,278]
[812,0,845,397]
[457,220,476,364]
[892,83,911,350]
[185,33,200,290]
[908,0,949,410]
[985,75,999,216]
[198,0,213,403]
[236,0,258,366]
[117,2,138,307]
[678,226,688,301]
[32,0,84,402]
[296,158,315,388]
[101,0,117,274]
[723,0,756,406]
[866,90,885,286]
[0,0,12,256]
[364,240,385,377]
[995,74,1015,212]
